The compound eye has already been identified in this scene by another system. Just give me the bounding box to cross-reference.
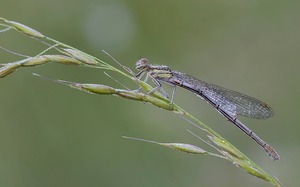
[136,58,149,70]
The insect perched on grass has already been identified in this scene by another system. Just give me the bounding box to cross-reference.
[135,58,279,161]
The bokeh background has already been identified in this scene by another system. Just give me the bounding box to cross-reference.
[0,1,299,186]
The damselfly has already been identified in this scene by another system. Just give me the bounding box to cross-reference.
[135,58,279,161]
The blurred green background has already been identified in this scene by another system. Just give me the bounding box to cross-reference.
[0,0,299,186]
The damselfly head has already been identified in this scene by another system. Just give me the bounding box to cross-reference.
[136,58,149,70]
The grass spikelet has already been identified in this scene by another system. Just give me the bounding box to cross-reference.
[21,56,50,66]
[0,18,44,38]
[63,48,98,65]
[43,55,80,65]
[0,62,22,78]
